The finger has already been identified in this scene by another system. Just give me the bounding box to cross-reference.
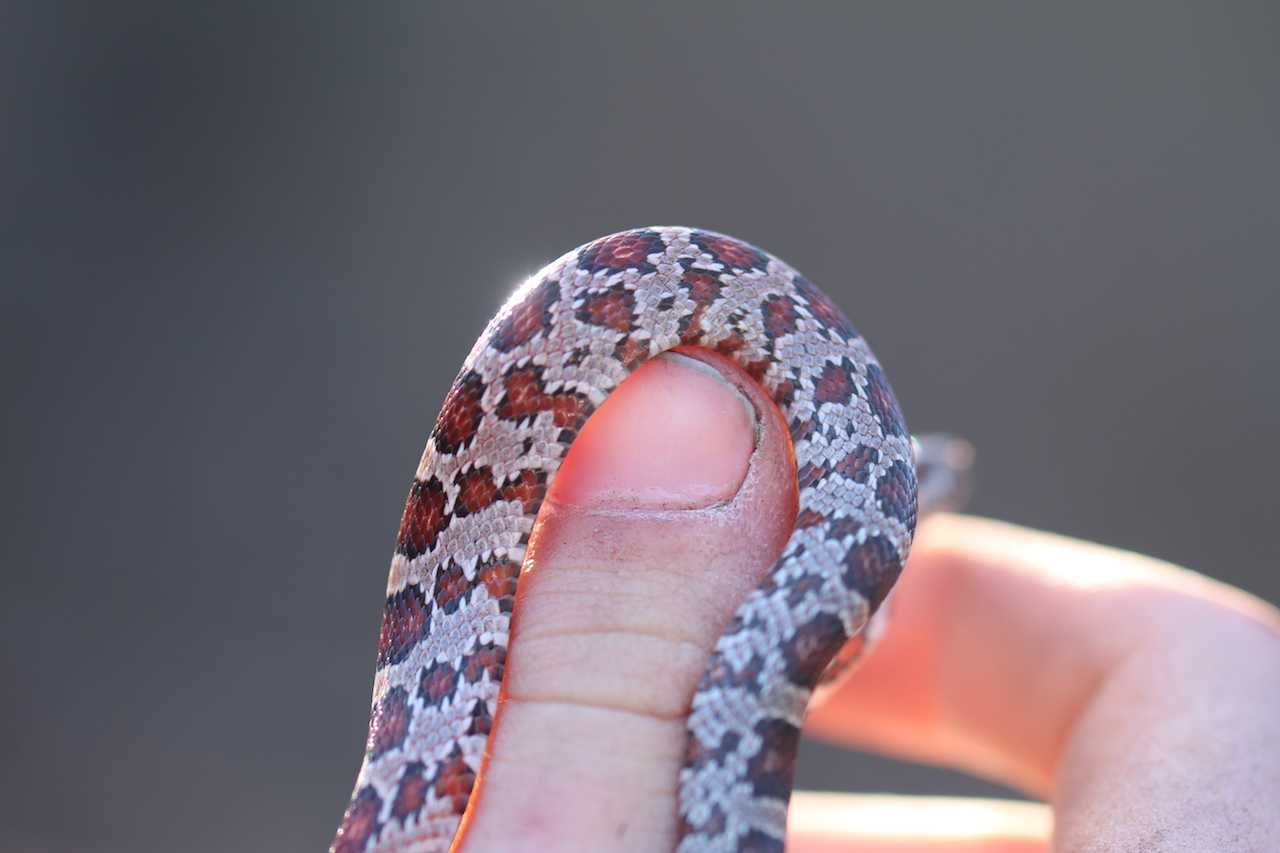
[806,514,1280,849]
[455,348,799,853]
[787,792,1049,853]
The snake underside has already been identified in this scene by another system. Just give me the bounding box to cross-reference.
[332,227,919,853]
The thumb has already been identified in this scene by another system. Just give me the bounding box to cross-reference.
[455,348,799,853]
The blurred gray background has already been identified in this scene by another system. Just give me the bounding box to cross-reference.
[2,3,1277,852]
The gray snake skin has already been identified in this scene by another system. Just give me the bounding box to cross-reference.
[332,227,936,852]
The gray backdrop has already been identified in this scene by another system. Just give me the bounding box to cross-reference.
[2,4,1277,852]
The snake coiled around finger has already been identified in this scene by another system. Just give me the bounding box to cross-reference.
[332,227,920,853]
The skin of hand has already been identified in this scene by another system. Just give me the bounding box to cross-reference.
[451,348,1280,853]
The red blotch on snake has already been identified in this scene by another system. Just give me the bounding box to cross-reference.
[396,477,449,560]
[813,359,857,406]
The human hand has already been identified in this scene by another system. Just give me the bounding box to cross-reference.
[449,349,1280,852]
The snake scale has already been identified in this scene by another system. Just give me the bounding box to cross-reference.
[332,227,931,852]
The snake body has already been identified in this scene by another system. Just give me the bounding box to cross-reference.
[332,227,919,853]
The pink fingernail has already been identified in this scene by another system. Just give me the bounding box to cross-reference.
[549,351,757,510]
